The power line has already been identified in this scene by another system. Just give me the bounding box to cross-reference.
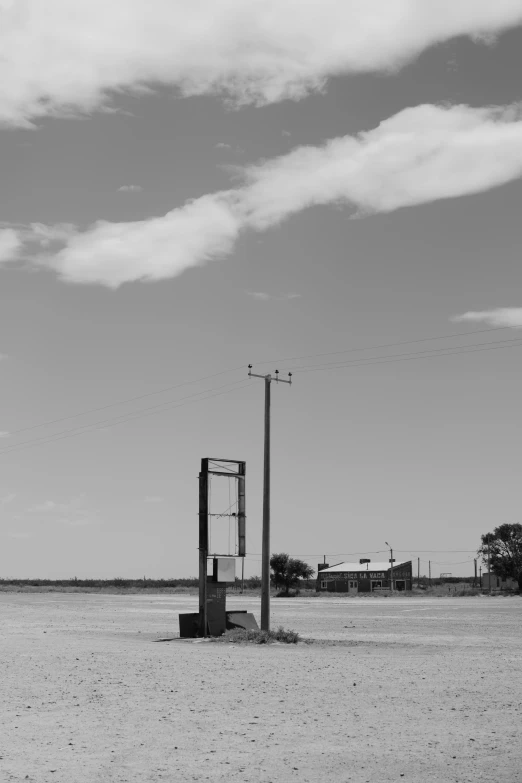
[290,336,522,373]
[6,364,246,437]
[0,379,253,457]
[2,324,512,440]
[256,325,511,367]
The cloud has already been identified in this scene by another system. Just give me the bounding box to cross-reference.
[239,103,522,227]
[0,431,10,438]
[7,103,522,287]
[0,492,16,505]
[27,494,98,525]
[0,229,22,263]
[144,495,164,503]
[41,194,241,287]
[453,308,522,328]
[1,1,522,126]
[118,184,142,192]
[247,291,301,301]
[215,143,232,150]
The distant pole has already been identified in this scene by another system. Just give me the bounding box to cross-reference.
[248,365,292,631]
[473,558,477,588]
[417,557,420,587]
[385,542,394,593]
[428,560,431,586]
[487,539,492,594]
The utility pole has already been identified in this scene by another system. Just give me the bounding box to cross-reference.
[385,542,394,593]
[487,538,492,595]
[428,560,431,586]
[473,558,477,588]
[417,557,420,587]
[248,366,292,631]
[241,556,245,594]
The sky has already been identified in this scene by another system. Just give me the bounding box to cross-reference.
[2,1,522,579]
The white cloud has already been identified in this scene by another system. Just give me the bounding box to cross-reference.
[239,103,522,227]
[0,492,16,505]
[453,309,522,328]
[1,1,522,126]
[44,194,241,287]
[0,228,21,263]
[0,431,10,438]
[118,185,142,192]
[215,143,232,150]
[144,495,164,503]
[7,103,522,287]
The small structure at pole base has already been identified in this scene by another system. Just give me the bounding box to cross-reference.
[179,458,259,638]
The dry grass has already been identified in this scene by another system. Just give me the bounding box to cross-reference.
[212,626,301,644]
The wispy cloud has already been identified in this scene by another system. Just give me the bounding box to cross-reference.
[0,492,16,505]
[215,143,232,150]
[7,531,31,540]
[0,431,10,438]
[27,495,98,526]
[452,308,522,328]
[247,291,301,301]
[1,1,522,126]
[118,185,142,193]
[144,495,164,503]
[0,229,21,263]
[5,103,522,286]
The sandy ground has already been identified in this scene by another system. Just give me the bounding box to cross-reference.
[1,593,521,783]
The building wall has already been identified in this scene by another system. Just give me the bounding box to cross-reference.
[318,562,413,593]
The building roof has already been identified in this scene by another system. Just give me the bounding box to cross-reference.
[319,561,410,574]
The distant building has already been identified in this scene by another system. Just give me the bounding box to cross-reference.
[317,559,413,593]
[482,573,518,591]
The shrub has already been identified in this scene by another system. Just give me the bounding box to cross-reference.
[213,625,300,644]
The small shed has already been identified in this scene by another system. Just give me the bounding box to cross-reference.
[317,559,413,593]
[482,573,518,591]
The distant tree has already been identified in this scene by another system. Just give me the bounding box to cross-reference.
[270,553,315,595]
[478,524,522,589]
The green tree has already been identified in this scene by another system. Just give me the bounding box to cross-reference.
[270,553,315,595]
[478,524,522,589]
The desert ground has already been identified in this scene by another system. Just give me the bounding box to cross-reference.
[1,593,521,783]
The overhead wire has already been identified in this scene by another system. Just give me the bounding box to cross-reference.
[6,364,246,437]
[289,335,522,374]
[0,378,253,457]
[254,325,512,367]
[2,323,514,443]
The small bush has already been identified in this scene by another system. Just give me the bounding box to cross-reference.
[214,625,300,644]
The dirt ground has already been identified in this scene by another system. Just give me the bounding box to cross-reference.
[1,593,521,783]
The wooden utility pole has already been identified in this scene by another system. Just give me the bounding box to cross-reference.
[385,542,394,593]
[417,557,420,587]
[487,539,492,594]
[428,560,431,586]
[248,366,292,631]
[473,558,477,588]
